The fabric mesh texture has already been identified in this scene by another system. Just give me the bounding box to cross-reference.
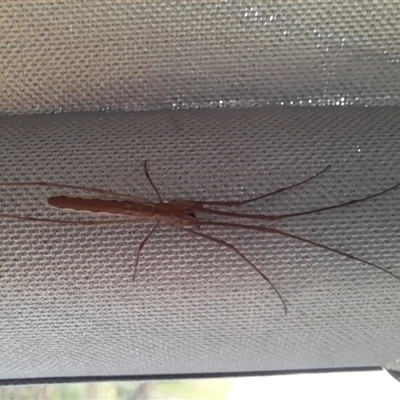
[0,1,400,381]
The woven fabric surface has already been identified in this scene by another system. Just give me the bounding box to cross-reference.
[1,107,399,380]
[1,1,400,115]
[0,0,400,381]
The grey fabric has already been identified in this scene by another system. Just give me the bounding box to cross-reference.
[0,1,400,381]
[1,1,400,115]
[1,108,400,380]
